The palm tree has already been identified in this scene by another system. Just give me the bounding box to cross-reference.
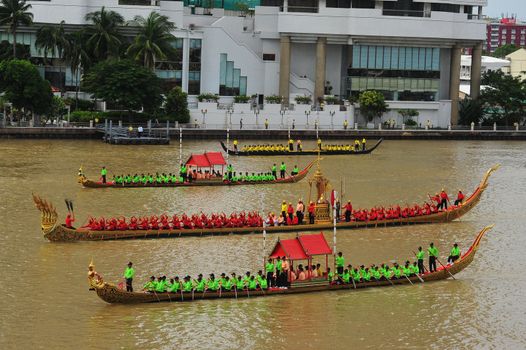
[126,12,177,71]
[85,6,124,61]
[0,0,33,58]
[64,30,91,108]
[35,20,67,64]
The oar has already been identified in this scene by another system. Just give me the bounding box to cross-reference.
[437,258,456,280]
[180,287,184,301]
[414,273,424,283]
[152,290,161,302]
[351,276,356,289]
[234,285,238,299]
[403,274,414,286]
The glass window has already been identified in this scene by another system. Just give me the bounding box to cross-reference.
[405,47,413,70]
[383,47,391,69]
[352,45,361,68]
[360,46,368,69]
[418,48,425,70]
[220,53,227,85]
[424,48,432,70]
[375,46,383,69]
[391,47,399,69]
[368,46,376,68]
[399,47,406,68]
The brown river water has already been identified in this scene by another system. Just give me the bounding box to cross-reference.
[0,139,525,349]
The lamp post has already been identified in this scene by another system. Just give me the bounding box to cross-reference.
[329,110,335,130]
[305,110,311,129]
[201,109,207,128]
[226,107,233,129]
[280,109,285,128]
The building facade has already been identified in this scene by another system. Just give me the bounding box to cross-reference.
[1,0,487,127]
[486,17,526,54]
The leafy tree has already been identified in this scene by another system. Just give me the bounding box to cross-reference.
[481,70,526,126]
[0,59,53,116]
[85,6,124,61]
[492,44,519,58]
[0,0,33,58]
[48,95,66,120]
[82,59,163,115]
[64,30,91,107]
[397,109,419,124]
[35,21,67,63]
[0,39,29,60]
[358,90,388,122]
[458,98,484,126]
[164,86,190,123]
[126,12,177,70]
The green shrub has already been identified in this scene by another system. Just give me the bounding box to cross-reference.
[294,95,312,105]
[324,96,339,105]
[265,95,282,104]
[197,93,219,102]
[234,95,250,103]
[63,98,95,111]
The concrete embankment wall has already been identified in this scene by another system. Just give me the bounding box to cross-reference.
[1,127,526,140]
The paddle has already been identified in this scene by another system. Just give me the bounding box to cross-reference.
[437,258,456,280]
[403,274,414,286]
[414,273,424,283]
[234,285,238,299]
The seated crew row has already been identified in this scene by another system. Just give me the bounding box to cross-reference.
[80,211,263,230]
[237,138,367,152]
[131,242,462,293]
[106,162,298,185]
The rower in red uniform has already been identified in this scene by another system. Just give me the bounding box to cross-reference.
[454,190,464,206]
[308,201,316,224]
[344,201,353,222]
[65,213,75,228]
[439,189,449,210]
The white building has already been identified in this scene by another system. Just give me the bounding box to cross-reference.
[459,54,509,98]
[1,0,488,128]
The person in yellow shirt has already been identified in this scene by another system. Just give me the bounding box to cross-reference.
[317,138,322,150]
[288,139,294,151]
[362,138,366,151]
[233,139,238,152]
[281,201,288,222]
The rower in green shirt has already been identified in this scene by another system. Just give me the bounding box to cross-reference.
[143,276,156,292]
[327,267,334,282]
[195,274,206,292]
[265,259,275,287]
[352,268,361,282]
[222,277,233,291]
[381,265,391,280]
[123,262,135,292]
[428,242,439,272]
[155,276,167,292]
[207,274,219,291]
[391,264,401,279]
[447,243,461,264]
[416,246,425,274]
[371,266,381,280]
[341,269,351,284]
[291,165,299,176]
[248,276,258,290]
[168,277,181,293]
[101,166,107,184]
[411,262,419,275]
[133,174,139,184]
[182,276,193,292]
[335,252,345,275]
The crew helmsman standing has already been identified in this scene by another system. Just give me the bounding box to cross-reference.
[288,139,294,151]
[335,252,345,275]
[101,166,107,184]
[124,262,135,292]
[233,139,238,152]
[416,246,425,274]
[361,138,366,151]
[448,243,461,263]
[271,164,277,179]
[428,243,439,272]
[454,190,464,206]
[265,258,275,287]
[280,162,286,178]
[317,138,322,150]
